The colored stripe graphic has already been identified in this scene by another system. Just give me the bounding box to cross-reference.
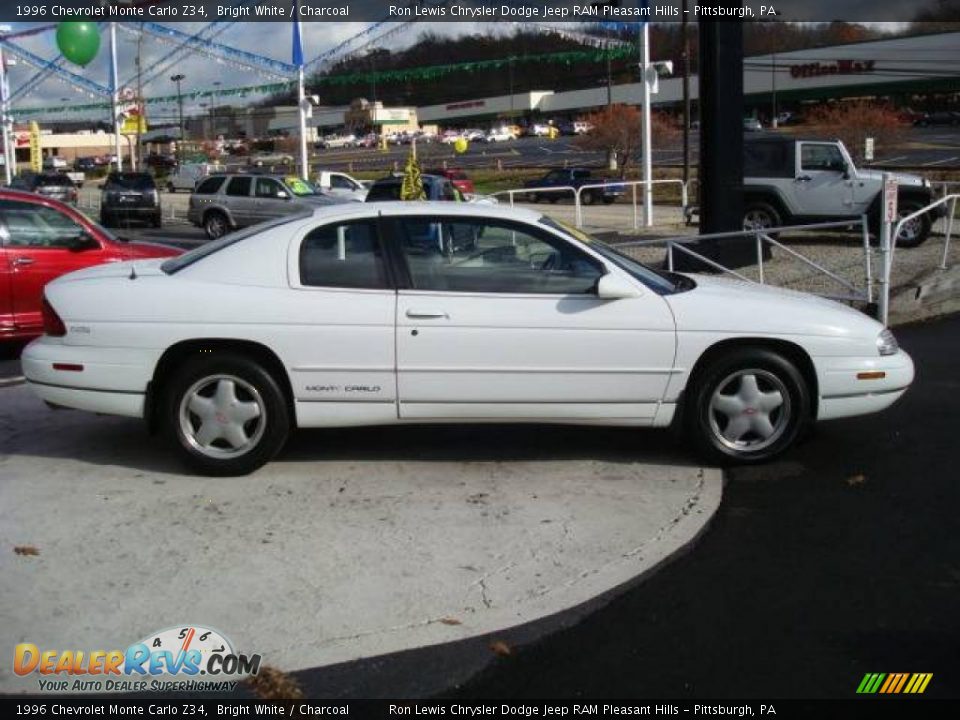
[858,672,932,694]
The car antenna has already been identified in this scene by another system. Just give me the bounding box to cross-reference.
[129,264,137,280]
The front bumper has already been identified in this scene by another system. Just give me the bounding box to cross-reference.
[815,349,915,420]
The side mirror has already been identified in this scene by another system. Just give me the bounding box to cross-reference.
[596,273,642,300]
[67,232,98,252]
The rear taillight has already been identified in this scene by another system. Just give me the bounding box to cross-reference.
[41,296,67,337]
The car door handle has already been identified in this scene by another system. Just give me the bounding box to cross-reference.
[12,257,35,266]
[795,175,812,183]
[405,309,448,319]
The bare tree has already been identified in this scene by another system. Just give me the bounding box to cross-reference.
[806,101,907,163]
[574,104,678,178]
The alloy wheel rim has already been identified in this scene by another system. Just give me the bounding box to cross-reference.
[708,368,791,453]
[898,215,921,242]
[744,210,773,230]
[208,216,225,236]
[179,374,266,459]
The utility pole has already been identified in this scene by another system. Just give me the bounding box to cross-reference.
[639,23,653,227]
[0,27,13,186]
[110,22,122,171]
[681,1,691,187]
[171,73,185,163]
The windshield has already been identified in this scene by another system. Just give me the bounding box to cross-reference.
[161,211,313,274]
[540,217,687,295]
[284,176,318,196]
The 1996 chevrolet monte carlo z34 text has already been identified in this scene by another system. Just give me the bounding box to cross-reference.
[22,203,913,476]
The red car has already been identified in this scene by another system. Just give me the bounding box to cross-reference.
[426,168,475,195]
[1,190,180,341]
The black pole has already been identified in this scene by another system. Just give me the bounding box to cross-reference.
[675,18,765,271]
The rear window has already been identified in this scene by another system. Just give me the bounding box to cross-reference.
[194,176,225,195]
[366,182,402,202]
[744,141,792,178]
[161,211,313,275]
[36,175,74,187]
[106,173,155,190]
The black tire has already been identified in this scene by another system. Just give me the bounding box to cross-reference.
[742,201,782,236]
[894,200,931,248]
[548,196,559,204]
[167,183,175,193]
[100,213,112,228]
[685,347,810,465]
[526,192,539,203]
[164,353,290,476]
[151,213,162,229]
[204,211,229,240]
[582,190,597,206]
[602,196,616,205]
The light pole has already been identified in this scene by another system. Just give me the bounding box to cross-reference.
[170,73,185,163]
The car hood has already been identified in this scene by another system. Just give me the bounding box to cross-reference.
[856,167,927,189]
[665,273,883,340]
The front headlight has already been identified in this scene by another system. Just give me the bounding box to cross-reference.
[877,328,899,356]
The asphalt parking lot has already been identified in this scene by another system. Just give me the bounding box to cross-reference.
[0,380,720,695]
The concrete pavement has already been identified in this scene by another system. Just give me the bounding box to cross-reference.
[0,384,721,694]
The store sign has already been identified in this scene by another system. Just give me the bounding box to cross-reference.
[790,59,876,79]
[372,108,411,123]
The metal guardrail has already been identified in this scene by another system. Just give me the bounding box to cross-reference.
[615,217,875,306]
[491,179,691,230]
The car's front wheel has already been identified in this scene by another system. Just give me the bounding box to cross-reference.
[742,202,781,234]
[894,200,931,248]
[165,354,290,476]
[686,348,810,464]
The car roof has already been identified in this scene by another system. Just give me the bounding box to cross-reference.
[307,201,542,223]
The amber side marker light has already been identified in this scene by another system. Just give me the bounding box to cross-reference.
[857,371,886,380]
[52,363,84,372]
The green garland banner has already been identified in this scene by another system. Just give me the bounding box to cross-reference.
[13,46,637,117]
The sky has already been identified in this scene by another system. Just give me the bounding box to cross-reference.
[1,20,911,125]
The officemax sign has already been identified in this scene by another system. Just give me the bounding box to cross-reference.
[790,59,876,79]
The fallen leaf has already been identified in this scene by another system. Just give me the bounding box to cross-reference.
[439,617,462,626]
[14,546,39,556]
[489,640,512,657]
[846,474,867,487]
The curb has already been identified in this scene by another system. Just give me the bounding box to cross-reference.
[0,376,25,388]
[889,265,960,326]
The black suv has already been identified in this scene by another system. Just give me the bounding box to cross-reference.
[100,172,161,228]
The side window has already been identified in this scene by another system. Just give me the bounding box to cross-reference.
[397,218,602,295]
[0,200,90,249]
[298,221,387,289]
[801,144,845,172]
[225,177,252,196]
[255,178,284,198]
[194,177,225,195]
[330,175,352,190]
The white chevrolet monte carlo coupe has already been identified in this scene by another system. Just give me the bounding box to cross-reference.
[23,203,914,476]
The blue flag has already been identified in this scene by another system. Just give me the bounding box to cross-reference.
[292,1,304,67]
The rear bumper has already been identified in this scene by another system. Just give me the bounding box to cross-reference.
[26,381,144,418]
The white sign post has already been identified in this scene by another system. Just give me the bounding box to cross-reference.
[878,173,897,325]
[864,137,874,162]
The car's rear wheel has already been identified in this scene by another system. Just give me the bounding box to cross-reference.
[742,202,781,235]
[602,196,616,205]
[204,211,229,239]
[582,190,597,206]
[686,348,810,464]
[167,183,175,193]
[165,354,290,476]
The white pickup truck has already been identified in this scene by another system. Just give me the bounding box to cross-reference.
[313,170,368,202]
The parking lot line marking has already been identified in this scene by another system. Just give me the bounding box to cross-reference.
[922,156,959,166]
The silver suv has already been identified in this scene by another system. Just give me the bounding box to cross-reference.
[187,173,348,239]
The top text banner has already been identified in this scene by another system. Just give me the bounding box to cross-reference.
[0,1,946,24]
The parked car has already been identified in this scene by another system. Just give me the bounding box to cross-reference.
[145,153,177,170]
[424,168,475,195]
[365,174,462,203]
[23,202,914,475]
[73,157,100,172]
[743,117,763,132]
[912,111,960,127]
[100,172,162,228]
[8,172,79,206]
[526,123,552,137]
[42,156,69,170]
[742,134,941,246]
[485,127,515,143]
[573,121,594,135]
[166,163,225,193]
[315,134,359,150]
[313,170,368,202]
[187,173,348,239]
[523,168,625,205]
[440,130,462,145]
[0,189,179,341]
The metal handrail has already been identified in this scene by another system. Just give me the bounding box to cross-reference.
[891,193,958,272]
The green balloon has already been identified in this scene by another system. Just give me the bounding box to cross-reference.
[56,22,101,67]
